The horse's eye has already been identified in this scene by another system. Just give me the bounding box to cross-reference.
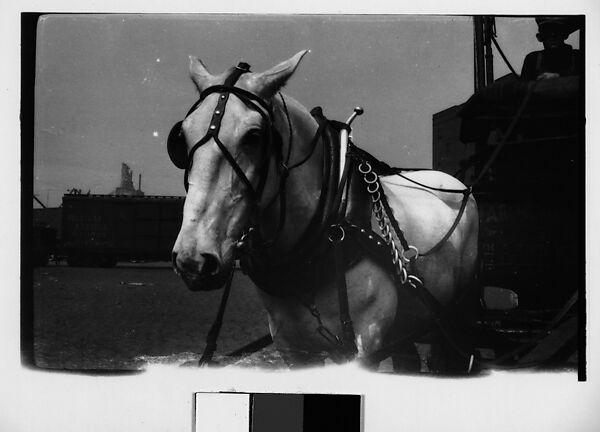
[243,129,264,147]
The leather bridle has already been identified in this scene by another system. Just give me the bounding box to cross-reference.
[178,63,277,203]
[170,62,333,255]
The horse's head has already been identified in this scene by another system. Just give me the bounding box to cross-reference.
[169,51,309,291]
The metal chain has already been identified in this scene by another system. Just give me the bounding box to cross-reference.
[307,303,343,346]
[358,161,419,284]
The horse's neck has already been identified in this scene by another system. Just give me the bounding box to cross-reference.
[261,95,324,251]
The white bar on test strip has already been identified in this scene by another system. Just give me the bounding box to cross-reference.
[194,393,251,432]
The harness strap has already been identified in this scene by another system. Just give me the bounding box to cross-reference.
[242,109,340,278]
[406,276,473,354]
[260,93,293,247]
[200,84,273,116]
[330,150,353,223]
[184,85,274,198]
[181,62,281,205]
[421,189,472,257]
[392,171,470,194]
[378,187,410,251]
[331,229,359,357]
[198,267,235,366]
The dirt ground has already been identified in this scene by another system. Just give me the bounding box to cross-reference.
[33,263,273,371]
[31,262,578,374]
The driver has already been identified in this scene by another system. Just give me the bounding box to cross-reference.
[520,16,581,81]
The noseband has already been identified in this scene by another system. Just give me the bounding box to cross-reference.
[168,62,278,204]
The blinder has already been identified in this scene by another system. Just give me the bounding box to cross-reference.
[167,120,188,169]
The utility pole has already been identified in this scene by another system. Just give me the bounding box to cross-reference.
[473,16,486,92]
[473,15,495,91]
[484,16,495,86]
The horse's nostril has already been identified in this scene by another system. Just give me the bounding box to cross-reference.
[172,250,221,278]
[200,253,220,276]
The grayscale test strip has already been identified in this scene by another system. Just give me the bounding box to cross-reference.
[194,393,361,432]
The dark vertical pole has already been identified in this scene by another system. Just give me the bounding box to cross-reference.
[577,15,586,382]
[473,16,485,92]
[21,13,41,367]
[484,16,495,86]
[472,16,487,185]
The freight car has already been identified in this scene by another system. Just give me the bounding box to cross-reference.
[60,194,184,266]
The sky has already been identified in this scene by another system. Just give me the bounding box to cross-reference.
[33,14,580,207]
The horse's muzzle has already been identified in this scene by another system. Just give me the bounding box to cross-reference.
[172,251,229,291]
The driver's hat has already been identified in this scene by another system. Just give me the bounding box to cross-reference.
[535,16,581,36]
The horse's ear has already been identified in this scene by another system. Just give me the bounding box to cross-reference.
[249,50,309,98]
[189,56,213,92]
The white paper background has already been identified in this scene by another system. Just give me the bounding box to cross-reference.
[2,1,599,431]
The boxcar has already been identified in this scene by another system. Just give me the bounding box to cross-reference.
[61,194,184,266]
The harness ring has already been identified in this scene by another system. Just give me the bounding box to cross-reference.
[381,223,390,238]
[366,181,380,193]
[407,274,423,289]
[358,161,372,174]
[328,225,346,243]
[392,247,400,264]
[399,267,408,284]
[401,245,419,263]
[373,201,383,216]
[364,171,378,184]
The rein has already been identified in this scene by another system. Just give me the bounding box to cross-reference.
[178,63,346,364]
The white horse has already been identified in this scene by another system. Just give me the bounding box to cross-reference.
[169,51,479,371]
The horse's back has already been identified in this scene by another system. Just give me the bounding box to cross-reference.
[381,170,471,205]
[379,170,478,283]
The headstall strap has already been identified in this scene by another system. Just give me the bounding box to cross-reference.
[181,62,276,202]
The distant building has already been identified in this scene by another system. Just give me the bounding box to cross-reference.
[113,163,144,196]
[33,207,62,238]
